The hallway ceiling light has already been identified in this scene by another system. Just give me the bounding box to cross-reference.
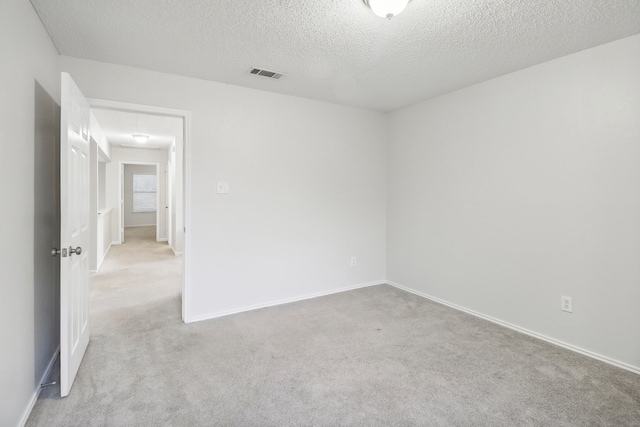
[132,134,149,143]
[363,0,411,20]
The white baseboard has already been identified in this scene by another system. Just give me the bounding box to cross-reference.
[157,238,168,242]
[170,246,182,256]
[187,280,386,324]
[19,347,59,427]
[124,224,156,228]
[387,281,640,376]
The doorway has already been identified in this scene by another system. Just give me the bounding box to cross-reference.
[119,162,162,244]
[54,73,192,398]
[88,100,190,322]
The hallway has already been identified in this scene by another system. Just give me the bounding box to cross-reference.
[90,226,182,338]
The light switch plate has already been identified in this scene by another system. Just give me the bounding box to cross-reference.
[217,181,229,194]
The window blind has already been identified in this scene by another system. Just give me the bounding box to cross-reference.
[132,174,157,212]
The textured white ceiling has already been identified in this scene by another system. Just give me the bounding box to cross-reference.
[92,109,182,149]
[31,0,640,111]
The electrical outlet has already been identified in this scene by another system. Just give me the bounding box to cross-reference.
[350,257,357,267]
[561,296,572,313]
[216,181,229,194]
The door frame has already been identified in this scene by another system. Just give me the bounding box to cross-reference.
[118,161,161,242]
[88,98,192,323]
[166,160,172,249]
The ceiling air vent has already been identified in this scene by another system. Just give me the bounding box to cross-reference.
[249,67,285,80]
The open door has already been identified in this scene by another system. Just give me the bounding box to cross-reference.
[59,73,91,397]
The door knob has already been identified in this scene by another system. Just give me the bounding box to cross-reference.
[69,246,82,256]
[51,248,60,257]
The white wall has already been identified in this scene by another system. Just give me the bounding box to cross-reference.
[123,164,158,227]
[0,0,60,425]
[62,56,388,321]
[105,146,168,243]
[89,110,110,160]
[387,35,640,371]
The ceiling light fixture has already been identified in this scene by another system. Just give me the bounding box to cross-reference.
[132,134,149,143]
[363,0,410,20]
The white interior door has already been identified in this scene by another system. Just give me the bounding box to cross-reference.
[60,72,91,397]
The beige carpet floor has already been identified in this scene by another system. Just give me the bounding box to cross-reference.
[27,227,640,426]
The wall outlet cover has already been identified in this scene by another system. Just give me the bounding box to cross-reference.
[217,181,229,194]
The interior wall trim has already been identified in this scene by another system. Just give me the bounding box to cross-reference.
[19,347,60,427]
[188,280,386,324]
[387,281,640,376]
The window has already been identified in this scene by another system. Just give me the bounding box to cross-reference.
[132,174,157,213]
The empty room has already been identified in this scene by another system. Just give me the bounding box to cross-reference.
[1,0,639,426]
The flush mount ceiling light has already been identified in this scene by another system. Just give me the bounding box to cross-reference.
[363,0,411,20]
[132,134,149,143]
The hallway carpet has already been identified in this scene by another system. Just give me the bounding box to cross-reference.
[27,227,639,426]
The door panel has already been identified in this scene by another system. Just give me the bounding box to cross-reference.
[60,73,91,397]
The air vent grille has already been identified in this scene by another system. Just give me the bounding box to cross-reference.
[250,67,285,80]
